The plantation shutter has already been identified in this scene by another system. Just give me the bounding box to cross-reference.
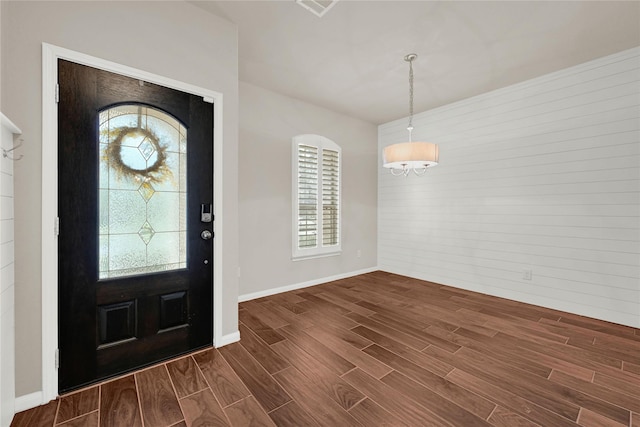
[297,144,318,248]
[293,135,341,259]
[322,148,339,246]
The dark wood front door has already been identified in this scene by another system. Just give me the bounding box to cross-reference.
[58,59,214,392]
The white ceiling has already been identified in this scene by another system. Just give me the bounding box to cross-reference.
[192,1,640,124]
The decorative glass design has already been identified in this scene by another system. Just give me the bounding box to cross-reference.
[99,105,187,279]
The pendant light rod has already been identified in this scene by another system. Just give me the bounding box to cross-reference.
[405,53,417,136]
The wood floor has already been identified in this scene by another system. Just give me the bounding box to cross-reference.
[12,271,640,427]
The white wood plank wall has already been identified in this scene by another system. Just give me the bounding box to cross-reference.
[0,114,18,426]
[378,48,640,328]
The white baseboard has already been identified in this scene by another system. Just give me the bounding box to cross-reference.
[14,391,46,413]
[215,330,240,347]
[238,267,379,302]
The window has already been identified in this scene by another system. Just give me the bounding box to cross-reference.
[98,104,187,278]
[292,135,341,259]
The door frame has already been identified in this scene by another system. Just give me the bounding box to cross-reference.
[41,43,225,402]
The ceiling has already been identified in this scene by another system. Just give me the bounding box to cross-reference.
[192,1,640,125]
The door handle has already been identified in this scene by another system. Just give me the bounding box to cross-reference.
[201,230,213,240]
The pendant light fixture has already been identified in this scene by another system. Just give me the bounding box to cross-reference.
[383,53,439,176]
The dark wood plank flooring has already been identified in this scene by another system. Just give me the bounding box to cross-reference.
[12,271,640,426]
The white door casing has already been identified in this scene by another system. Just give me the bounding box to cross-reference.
[41,43,225,403]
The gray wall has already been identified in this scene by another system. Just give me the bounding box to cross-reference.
[378,48,640,328]
[1,0,239,396]
[239,82,378,298]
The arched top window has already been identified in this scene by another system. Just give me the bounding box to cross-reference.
[292,134,341,260]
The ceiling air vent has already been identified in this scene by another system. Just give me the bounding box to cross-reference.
[296,0,339,18]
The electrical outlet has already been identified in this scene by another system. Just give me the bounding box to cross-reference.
[356,249,362,258]
[523,269,532,280]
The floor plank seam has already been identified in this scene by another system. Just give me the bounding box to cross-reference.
[264,398,292,415]
[97,384,102,427]
[133,370,145,427]
[338,365,361,380]
[50,399,61,426]
[191,360,213,397]
[221,393,248,410]
[57,409,99,426]
[547,368,555,380]
[161,362,187,426]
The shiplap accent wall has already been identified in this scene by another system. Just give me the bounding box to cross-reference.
[0,113,19,426]
[378,48,640,328]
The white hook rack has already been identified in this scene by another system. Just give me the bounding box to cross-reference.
[2,138,23,161]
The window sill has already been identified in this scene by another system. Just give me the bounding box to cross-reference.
[292,251,341,261]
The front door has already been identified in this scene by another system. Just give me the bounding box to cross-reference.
[57,59,214,392]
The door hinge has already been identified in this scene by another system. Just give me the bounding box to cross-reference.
[55,348,60,369]
[54,217,60,236]
[55,83,60,103]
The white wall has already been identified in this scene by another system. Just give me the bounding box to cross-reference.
[1,1,239,398]
[379,47,640,328]
[239,82,378,299]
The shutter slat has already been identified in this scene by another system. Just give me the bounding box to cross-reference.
[322,148,339,247]
[297,144,318,248]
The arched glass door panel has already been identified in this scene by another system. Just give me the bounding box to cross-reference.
[98,104,187,279]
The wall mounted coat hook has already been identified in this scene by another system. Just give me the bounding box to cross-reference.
[2,138,23,160]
